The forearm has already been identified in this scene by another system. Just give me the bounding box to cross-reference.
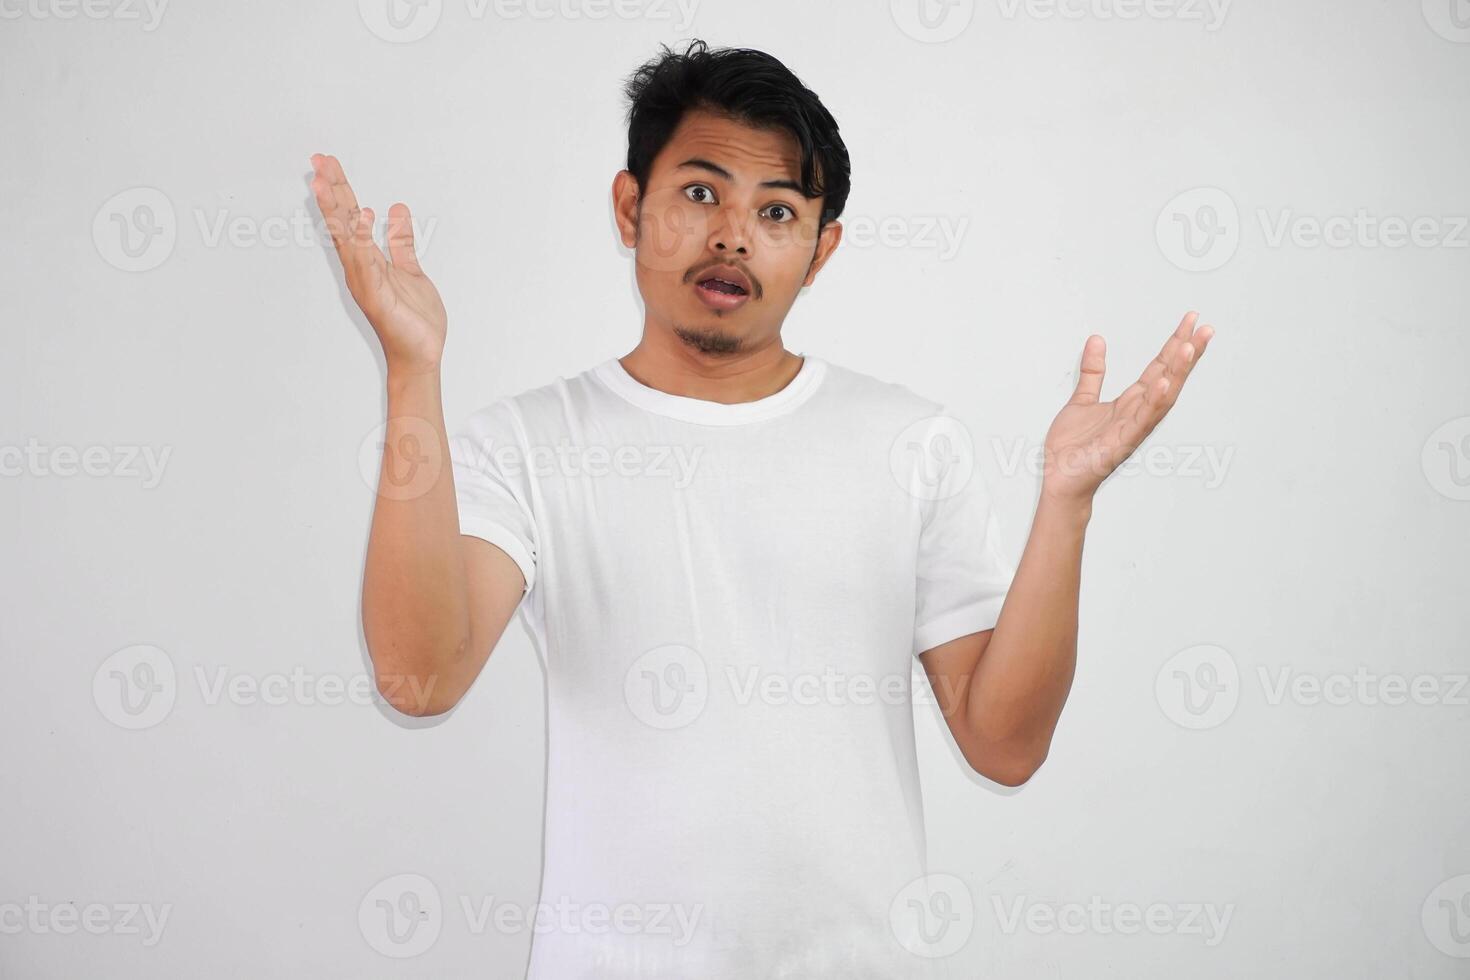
[963,490,1092,766]
[361,368,473,712]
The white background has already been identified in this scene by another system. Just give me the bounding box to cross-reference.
[3,0,1468,976]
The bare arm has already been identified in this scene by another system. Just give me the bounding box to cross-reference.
[364,373,527,716]
[921,312,1215,785]
[311,153,526,716]
[918,494,1089,786]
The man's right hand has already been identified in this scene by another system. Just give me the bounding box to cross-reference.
[310,153,447,375]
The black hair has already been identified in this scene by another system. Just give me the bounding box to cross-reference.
[622,39,852,231]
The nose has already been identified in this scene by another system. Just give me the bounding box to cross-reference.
[707,203,751,255]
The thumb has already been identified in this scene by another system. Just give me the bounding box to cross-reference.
[1069,335,1106,406]
[386,203,422,273]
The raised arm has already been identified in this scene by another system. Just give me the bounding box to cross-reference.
[921,312,1215,784]
[310,153,525,717]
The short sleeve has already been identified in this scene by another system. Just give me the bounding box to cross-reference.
[449,399,539,594]
[911,409,1016,658]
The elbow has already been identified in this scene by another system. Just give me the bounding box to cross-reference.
[967,744,1047,788]
[372,640,467,717]
[375,670,449,717]
[983,759,1041,787]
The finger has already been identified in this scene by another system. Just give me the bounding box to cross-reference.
[310,153,363,251]
[1115,375,1170,446]
[1158,320,1216,406]
[1110,375,1153,424]
[308,165,346,246]
[1131,310,1199,389]
[351,206,389,275]
[1186,323,1215,365]
[386,203,422,273]
[1141,374,1171,422]
[311,181,355,250]
[322,154,361,213]
[1068,335,1106,406]
[344,205,389,284]
[1172,309,1198,341]
[1115,354,1172,413]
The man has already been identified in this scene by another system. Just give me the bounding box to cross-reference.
[310,39,1211,980]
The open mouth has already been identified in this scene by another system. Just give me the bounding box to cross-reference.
[697,277,747,296]
[693,266,753,310]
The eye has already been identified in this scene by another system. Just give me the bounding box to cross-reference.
[762,203,797,223]
[684,184,716,204]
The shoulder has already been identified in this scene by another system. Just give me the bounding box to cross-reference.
[454,362,609,442]
[813,356,948,424]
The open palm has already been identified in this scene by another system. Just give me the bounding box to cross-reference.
[310,153,446,374]
[1043,311,1215,502]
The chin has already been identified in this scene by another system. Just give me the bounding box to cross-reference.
[672,323,747,356]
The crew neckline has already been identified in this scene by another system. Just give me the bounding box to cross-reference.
[592,352,827,426]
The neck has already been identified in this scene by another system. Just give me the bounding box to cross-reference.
[619,333,803,405]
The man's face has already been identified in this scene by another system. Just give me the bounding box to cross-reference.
[613,108,842,355]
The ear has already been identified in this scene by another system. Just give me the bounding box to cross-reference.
[802,219,843,287]
[612,170,640,249]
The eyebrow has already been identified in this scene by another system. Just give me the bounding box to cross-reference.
[673,158,808,197]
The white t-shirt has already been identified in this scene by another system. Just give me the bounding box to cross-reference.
[449,352,1015,978]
